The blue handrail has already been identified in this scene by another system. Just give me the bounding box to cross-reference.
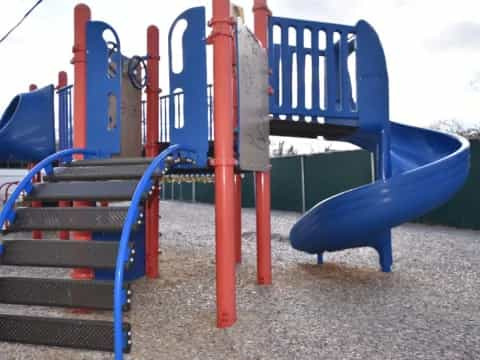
[0,148,97,235]
[113,144,195,359]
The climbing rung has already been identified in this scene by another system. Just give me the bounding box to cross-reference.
[0,239,134,269]
[67,157,153,167]
[0,277,131,310]
[44,165,162,182]
[0,315,131,353]
[26,180,141,202]
[8,207,142,232]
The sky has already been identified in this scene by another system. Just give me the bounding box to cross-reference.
[0,0,479,153]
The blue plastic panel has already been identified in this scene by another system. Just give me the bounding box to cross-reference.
[269,16,358,122]
[0,85,55,161]
[86,21,122,157]
[94,226,145,281]
[168,7,209,167]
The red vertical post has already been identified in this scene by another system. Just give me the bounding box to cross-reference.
[253,0,272,285]
[57,71,71,241]
[71,4,93,281]
[232,18,242,265]
[145,26,160,278]
[209,0,237,328]
[29,84,43,240]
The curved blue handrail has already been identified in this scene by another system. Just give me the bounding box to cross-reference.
[0,148,98,232]
[113,144,195,359]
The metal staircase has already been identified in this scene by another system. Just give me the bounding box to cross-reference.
[0,145,195,357]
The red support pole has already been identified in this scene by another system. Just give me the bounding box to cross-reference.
[253,0,272,285]
[29,84,42,240]
[210,0,237,328]
[145,26,160,278]
[57,71,71,241]
[71,4,93,281]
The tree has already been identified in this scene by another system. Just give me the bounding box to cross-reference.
[270,140,298,157]
[430,119,480,139]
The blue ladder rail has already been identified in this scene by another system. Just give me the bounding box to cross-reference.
[113,144,196,359]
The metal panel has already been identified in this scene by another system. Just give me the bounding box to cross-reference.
[0,278,130,310]
[86,21,122,157]
[119,56,142,157]
[0,315,131,353]
[268,16,358,122]
[44,164,159,182]
[27,180,140,202]
[9,207,141,232]
[0,239,130,269]
[168,7,209,166]
[67,157,152,167]
[237,23,270,171]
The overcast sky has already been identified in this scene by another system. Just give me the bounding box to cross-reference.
[0,0,479,152]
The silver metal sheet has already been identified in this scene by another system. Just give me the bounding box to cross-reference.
[237,24,270,171]
[118,57,142,158]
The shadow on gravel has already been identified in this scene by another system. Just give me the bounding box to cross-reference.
[296,262,396,286]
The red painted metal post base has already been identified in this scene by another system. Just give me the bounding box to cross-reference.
[145,25,161,279]
[71,201,94,281]
[253,0,272,286]
[211,0,237,328]
[256,171,272,285]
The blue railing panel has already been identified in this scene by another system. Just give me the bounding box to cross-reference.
[153,84,213,145]
[168,7,209,167]
[268,16,359,121]
[86,21,122,157]
[57,85,73,150]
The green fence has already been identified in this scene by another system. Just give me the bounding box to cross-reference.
[416,140,480,229]
[162,140,480,230]
[162,149,373,212]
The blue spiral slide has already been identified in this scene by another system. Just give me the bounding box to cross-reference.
[289,122,470,271]
[268,17,470,271]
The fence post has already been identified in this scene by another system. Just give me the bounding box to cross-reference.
[300,155,306,213]
[192,182,196,203]
[370,153,375,182]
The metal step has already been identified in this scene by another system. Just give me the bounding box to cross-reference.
[8,207,142,232]
[0,314,131,353]
[44,165,162,182]
[26,180,140,202]
[0,239,134,269]
[0,277,131,310]
[67,157,153,167]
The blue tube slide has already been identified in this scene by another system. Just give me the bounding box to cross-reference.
[290,122,470,270]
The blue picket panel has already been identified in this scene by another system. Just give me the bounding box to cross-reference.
[168,7,209,167]
[268,16,359,121]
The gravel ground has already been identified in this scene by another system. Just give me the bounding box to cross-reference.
[0,201,479,360]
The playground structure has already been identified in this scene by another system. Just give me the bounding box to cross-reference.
[0,0,470,359]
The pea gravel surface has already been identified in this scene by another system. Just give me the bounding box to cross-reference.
[0,201,478,360]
